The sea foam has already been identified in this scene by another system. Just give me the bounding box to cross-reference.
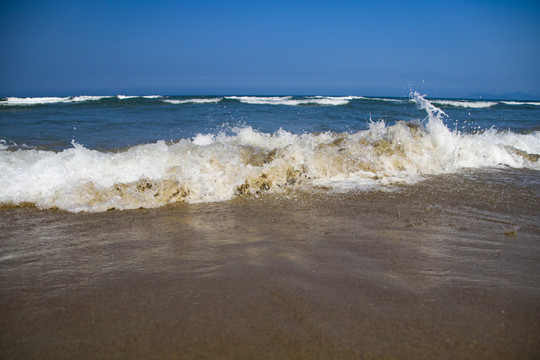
[501,101,540,106]
[430,99,498,108]
[162,98,222,104]
[0,96,112,106]
[0,95,162,106]
[226,96,361,106]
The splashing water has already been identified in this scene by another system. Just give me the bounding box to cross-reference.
[0,93,538,212]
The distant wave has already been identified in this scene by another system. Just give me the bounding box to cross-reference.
[226,96,365,106]
[115,95,163,100]
[423,99,540,108]
[2,94,539,109]
[0,95,162,106]
[1,94,362,107]
[501,101,540,106]
[162,98,222,105]
[226,96,293,105]
[0,96,113,106]
[430,99,498,108]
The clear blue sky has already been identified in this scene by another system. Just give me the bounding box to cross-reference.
[2,0,539,97]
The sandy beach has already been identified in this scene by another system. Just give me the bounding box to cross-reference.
[1,171,539,359]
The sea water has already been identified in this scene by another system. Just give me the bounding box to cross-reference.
[1,93,539,212]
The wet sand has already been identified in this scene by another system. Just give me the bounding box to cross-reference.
[1,172,540,359]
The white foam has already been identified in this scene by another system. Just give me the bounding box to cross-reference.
[70,96,111,102]
[501,101,540,106]
[300,96,355,106]
[192,133,216,146]
[226,96,357,106]
[0,96,111,106]
[1,95,538,212]
[162,98,222,104]
[431,99,498,108]
[226,96,294,105]
[1,97,70,105]
[118,95,164,100]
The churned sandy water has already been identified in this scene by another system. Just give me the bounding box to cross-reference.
[1,170,539,359]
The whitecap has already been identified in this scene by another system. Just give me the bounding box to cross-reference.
[162,98,222,104]
[0,96,111,106]
[427,99,497,108]
[226,96,357,106]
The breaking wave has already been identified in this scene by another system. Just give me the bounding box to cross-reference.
[0,95,162,106]
[501,101,540,106]
[3,94,539,108]
[0,93,538,212]
[429,99,498,108]
[162,98,222,105]
[225,96,365,106]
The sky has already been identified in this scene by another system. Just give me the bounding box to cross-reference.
[1,0,540,98]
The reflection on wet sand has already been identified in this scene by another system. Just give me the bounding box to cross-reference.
[1,170,539,359]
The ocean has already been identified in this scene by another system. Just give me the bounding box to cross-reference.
[1,93,539,212]
[1,93,539,358]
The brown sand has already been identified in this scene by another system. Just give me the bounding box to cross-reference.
[1,174,540,359]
